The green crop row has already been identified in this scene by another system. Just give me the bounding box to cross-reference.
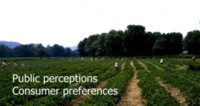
[26,60,121,105]
[80,61,133,106]
[134,60,179,106]
[145,59,200,85]
[0,58,117,105]
[143,59,200,105]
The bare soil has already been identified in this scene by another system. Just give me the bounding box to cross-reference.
[68,79,110,106]
[117,61,146,106]
[137,60,150,73]
[155,77,188,106]
[144,60,164,71]
[121,62,126,71]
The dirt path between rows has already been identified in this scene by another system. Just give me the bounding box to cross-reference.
[117,61,145,106]
[68,78,111,106]
[155,77,188,106]
[144,60,164,71]
[137,60,150,73]
[68,62,126,106]
[121,62,126,71]
[139,60,188,105]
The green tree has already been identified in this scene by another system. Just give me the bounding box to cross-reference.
[184,30,200,54]
[124,25,146,56]
[165,33,183,55]
[84,35,99,57]
[104,30,124,56]
[50,44,65,57]
[93,33,107,56]
[35,44,46,58]
[78,24,184,57]
[13,44,36,57]
[78,38,88,56]
[0,44,13,57]
[152,36,167,55]
[65,48,72,57]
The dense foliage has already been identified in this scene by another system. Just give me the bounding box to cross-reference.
[0,44,77,58]
[143,59,200,105]
[78,24,200,56]
[184,30,200,54]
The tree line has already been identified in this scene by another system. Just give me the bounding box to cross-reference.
[0,44,78,58]
[78,25,200,57]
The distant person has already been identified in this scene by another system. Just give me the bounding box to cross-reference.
[160,59,164,64]
[21,63,25,71]
[192,57,196,61]
[14,61,18,71]
[1,60,7,71]
[21,63,25,67]
[115,61,119,70]
[28,64,32,70]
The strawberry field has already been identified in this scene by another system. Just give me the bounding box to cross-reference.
[0,58,200,106]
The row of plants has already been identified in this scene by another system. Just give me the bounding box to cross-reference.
[0,58,116,105]
[80,61,133,105]
[134,60,179,105]
[29,60,121,105]
[143,59,200,105]
[146,58,200,84]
